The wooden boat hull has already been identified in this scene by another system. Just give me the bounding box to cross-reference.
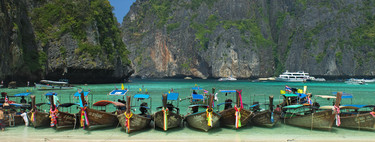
[219,108,253,128]
[117,113,151,133]
[79,108,118,129]
[154,111,182,130]
[283,110,335,130]
[27,111,50,127]
[338,113,375,131]
[185,111,221,131]
[251,110,280,127]
[55,112,78,129]
[4,115,25,126]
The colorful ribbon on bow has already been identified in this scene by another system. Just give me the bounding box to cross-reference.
[31,105,36,122]
[370,112,375,117]
[124,111,133,133]
[271,112,274,123]
[80,107,89,129]
[162,107,169,131]
[206,108,213,127]
[234,106,241,128]
[334,105,341,126]
[31,112,36,122]
[49,106,58,127]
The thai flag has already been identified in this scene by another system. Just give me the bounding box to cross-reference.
[285,85,292,92]
[204,90,209,94]
[307,96,312,105]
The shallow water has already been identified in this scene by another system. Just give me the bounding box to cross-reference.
[1,79,375,141]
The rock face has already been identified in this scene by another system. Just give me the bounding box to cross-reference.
[0,0,40,85]
[122,0,375,79]
[0,0,133,85]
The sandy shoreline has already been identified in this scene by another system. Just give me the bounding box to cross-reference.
[1,126,375,142]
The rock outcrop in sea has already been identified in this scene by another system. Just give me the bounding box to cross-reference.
[122,0,375,79]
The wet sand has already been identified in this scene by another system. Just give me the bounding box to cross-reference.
[1,125,375,142]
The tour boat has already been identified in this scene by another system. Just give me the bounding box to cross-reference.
[35,80,73,90]
[275,71,314,82]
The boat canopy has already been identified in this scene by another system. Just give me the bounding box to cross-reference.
[316,95,336,99]
[109,90,128,96]
[342,104,367,108]
[14,92,31,97]
[191,87,203,90]
[249,104,260,108]
[283,104,304,109]
[0,103,25,107]
[74,91,89,97]
[93,100,125,107]
[283,94,299,97]
[45,92,57,96]
[297,93,307,98]
[192,94,204,100]
[59,103,77,108]
[320,105,366,110]
[40,80,68,84]
[219,90,236,93]
[167,92,179,100]
[134,94,150,99]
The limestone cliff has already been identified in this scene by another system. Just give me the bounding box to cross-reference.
[0,0,133,85]
[122,0,375,79]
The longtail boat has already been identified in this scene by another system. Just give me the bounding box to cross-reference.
[154,93,183,131]
[27,95,50,127]
[281,92,342,130]
[1,92,30,126]
[251,96,280,127]
[118,95,152,133]
[337,105,375,131]
[185,94,220,131]
[218,90,252,129]
[78,91,119,129]
[319,93,375,131]
[46,92,77,129]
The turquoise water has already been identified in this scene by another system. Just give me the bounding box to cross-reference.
[1,79,375,141]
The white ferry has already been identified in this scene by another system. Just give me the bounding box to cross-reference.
[35,80,73,90]
[275,70,314,82]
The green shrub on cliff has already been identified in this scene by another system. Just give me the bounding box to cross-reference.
[31,0,130,69]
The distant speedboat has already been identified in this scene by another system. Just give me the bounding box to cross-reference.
[345,78,366,85]
[218,76,237,81]
[275,70,313,82]
[313,78,326,82]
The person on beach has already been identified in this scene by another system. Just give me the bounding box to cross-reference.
[275,105,281,112]
[20,110,28,126]
[49,93,61,107]
[20,96,27,104]
[0,107,4,131]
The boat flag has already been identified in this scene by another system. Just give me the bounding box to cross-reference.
[285,85,292,92]
[203,90,209,94]
[121,84,124,90]
[139,88,142,92]
[297,89,303,94]
[280,90,286,94]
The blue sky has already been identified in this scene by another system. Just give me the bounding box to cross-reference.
[108,0,136,24]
